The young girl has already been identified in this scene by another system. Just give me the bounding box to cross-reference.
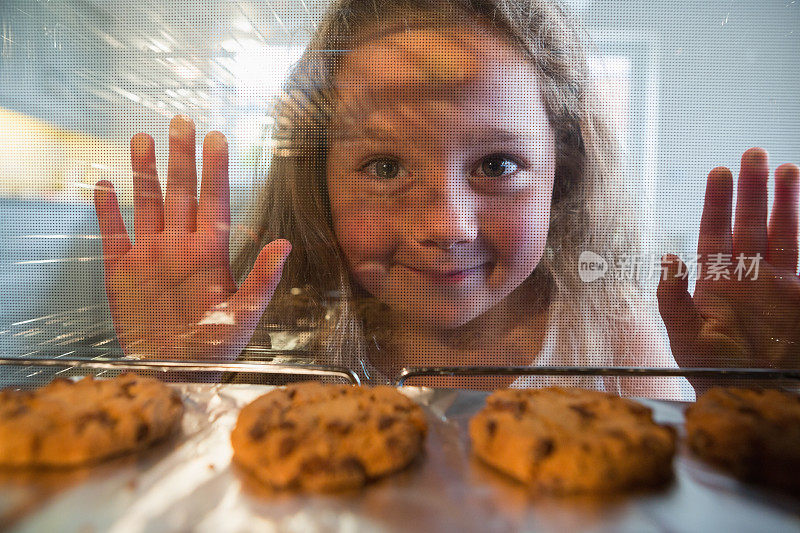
[93,0,799,400]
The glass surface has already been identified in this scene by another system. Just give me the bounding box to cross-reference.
[0,0,798,399]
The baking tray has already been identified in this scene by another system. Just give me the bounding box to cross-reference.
[1,363,799,532]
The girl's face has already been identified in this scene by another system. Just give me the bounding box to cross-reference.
[326,24,556,329]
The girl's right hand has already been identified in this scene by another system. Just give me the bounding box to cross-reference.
[94,115,291,360]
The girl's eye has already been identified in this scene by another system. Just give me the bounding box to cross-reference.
[362,158,408,180]
[475,155,520,178]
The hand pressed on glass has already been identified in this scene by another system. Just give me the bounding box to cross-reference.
[93,115,291,360]
[658,148,800,377]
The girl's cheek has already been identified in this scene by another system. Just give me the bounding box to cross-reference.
[333,207,399,292]
[484,196,551,268]
[337,208,396,256]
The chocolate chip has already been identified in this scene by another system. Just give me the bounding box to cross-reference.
[249,423,267,441]
[301,456,332,473]
[279,420,297,430]
[386,436,400,450]
[279,436,296,458]
[626,402,650,416]
[486,420,497,438]
[339,456,366,476]
[136,422,149,442]
[535,438,555,459]
[569,404,595,420]
[393,404,411,413]
[325,420,352,434]
[737,406,760,417]
[6,404,29,418]
[287,389,297,400]
[692,429,714,449]
[641,435,664,452]
[118,382,136,399]
[606,428,633,447]
[378,416,397,431]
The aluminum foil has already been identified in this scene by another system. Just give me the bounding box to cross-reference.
[2,385,800,532]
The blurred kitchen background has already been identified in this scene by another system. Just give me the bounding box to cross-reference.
[0,0,798,368]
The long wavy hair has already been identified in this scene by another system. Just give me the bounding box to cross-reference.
[233,0,646,386]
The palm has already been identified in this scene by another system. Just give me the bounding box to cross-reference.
[107,232,232,356]
[94,116,290,360]
[689,263,800,367]
[658,148,800,373]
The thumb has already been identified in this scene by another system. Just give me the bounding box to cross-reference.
[229,239,292,319]
[656,254,703,365]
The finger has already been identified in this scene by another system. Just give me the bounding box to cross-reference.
[698,167,733,262]
[93,180,132,267]
[657,254,704,367]
[767,163,800,273]
[198,131,230,243]
[131,133,164,237]
[165,115,198,232]
[229,240,292,323]
[732,147,769,257]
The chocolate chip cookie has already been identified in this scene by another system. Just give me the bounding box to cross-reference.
[469,387,676,494]
[231,382,427,491]
[0,373,184,467]
[685,387,800,492]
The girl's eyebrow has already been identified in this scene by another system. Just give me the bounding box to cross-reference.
[462,128,526,143]
[328,125,402,142]
[329,125,527,144]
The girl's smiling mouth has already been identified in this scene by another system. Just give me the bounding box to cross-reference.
[404,263,488,285]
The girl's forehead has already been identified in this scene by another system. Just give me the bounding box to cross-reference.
[334,24,526,96]
[330,25,545,138]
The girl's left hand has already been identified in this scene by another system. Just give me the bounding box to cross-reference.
[657,148,800,374]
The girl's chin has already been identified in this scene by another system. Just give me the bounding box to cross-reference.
[392,301,488,330]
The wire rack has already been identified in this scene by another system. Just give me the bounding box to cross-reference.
[3,305,800,390]
[0,303,321,387]
[4,354,800,392]
[393,366,800,386]
[0,356,360,386]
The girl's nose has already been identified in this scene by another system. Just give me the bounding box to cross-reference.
[413,188,479,250]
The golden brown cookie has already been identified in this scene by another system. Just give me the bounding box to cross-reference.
[469,387,676,494]
[685,387,800,492]
[0,373,184,467]
[231,382,427,492]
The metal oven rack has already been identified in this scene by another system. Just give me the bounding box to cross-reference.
[2,355,800,388]
[394,366,800,386]
[0,355,360,385]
